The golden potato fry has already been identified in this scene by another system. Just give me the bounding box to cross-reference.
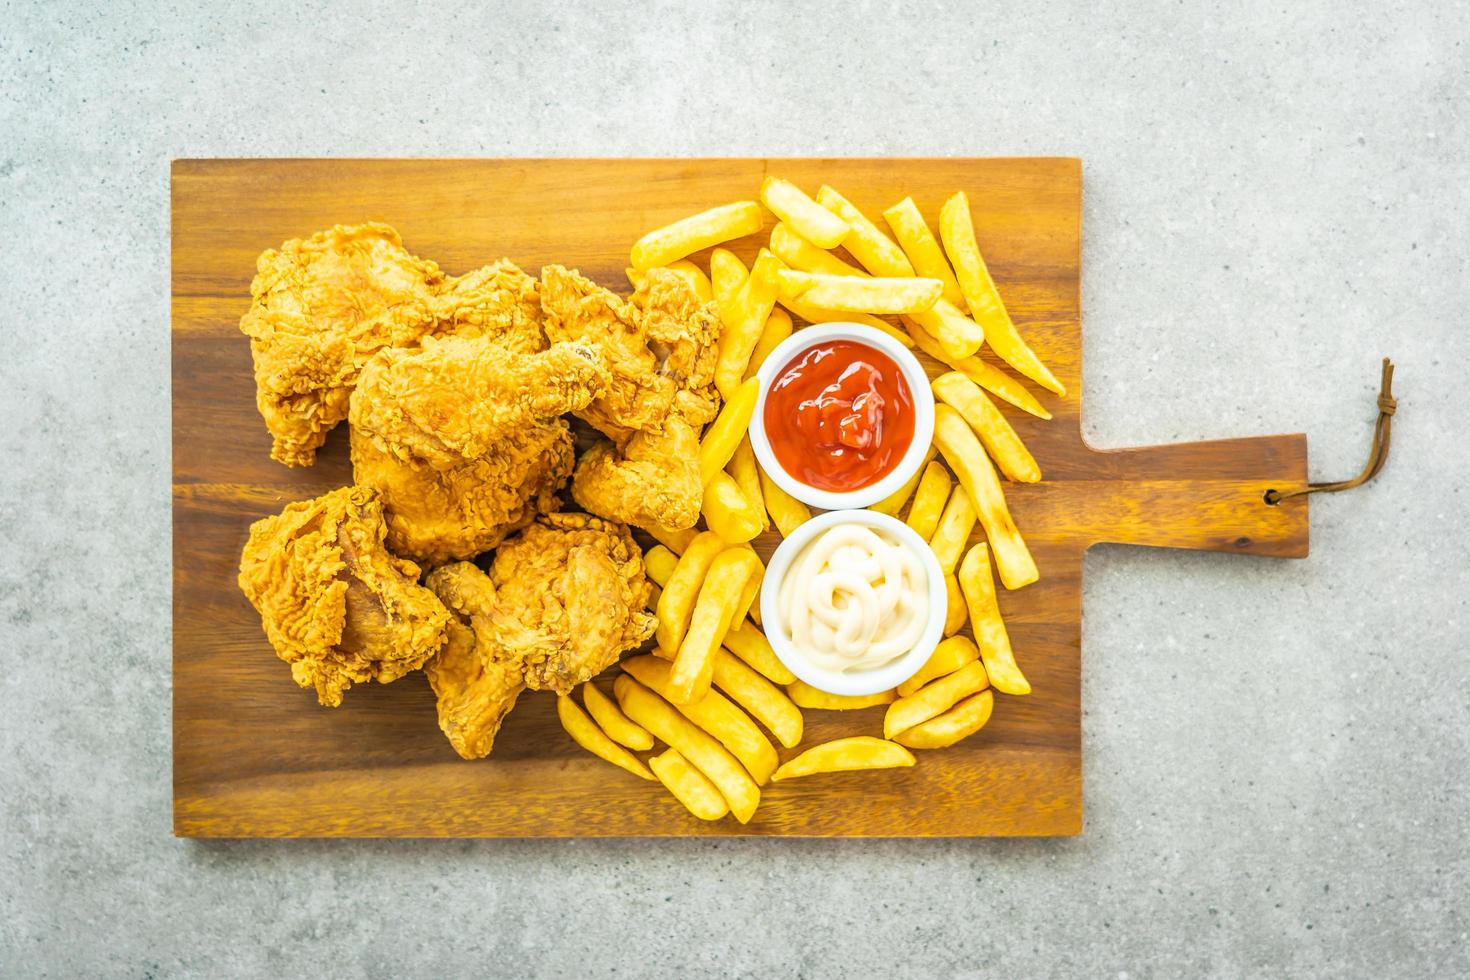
[940,191,1064,395]
[771,736,915,781]
[744,306,794,381]
[622,655,778,784]
[650,748,729,821]
[928,486,977,574]
[756,464,812,538]
[631,200,762,270]
[904,317,1051,420]
[883,660,989,739]
[775,290,909,339]
[943,573,968,636]
[581,681,654,751]
[894,689,995,749]
[726,436,769,534]
[730,545,765,629]
[614,675,760,822]
[654,531,726,652]
[958,543,1030,695]
[815,185,915,277]
[722,621,796,686]
[769,222,869,278]
[905,299,985,360]
[778,270,942,315]
[647,581,661,609]
[904,461,952,540]
[897,635,980,698]
[669,548,759,704]
[883,197,965,310]
[932,372,1041,483]
[643,544,679,588]
[786,681,896,711]
[626,260,713,303]
[716,250,782,398]
[709,247,749,304]
[703,472,763,545]
[699,376,759,486]
[643,522,698,556]
[869,444,939,516]
[556,694,654,780]
[934,404,1038,589]
[709,649,803,748]
[760,176,850,249]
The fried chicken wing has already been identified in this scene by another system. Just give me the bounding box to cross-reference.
[240,223,542,466]
[237,485,450,707]
[539,266,721,530]
[422,562,526,760]
[348,335,608,563]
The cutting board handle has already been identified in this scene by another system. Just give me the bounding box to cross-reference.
[1079,434,1310,558]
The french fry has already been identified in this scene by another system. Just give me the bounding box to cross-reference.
[722,621,796,686]
[643,522,698,556]
[769,222,869,278]
[815,185,916,277]
[614,675,760,822]
[776,293,916,348]
[928,485,977,574]
[703,472,763,544]
[904,461,952,540]
[940,191,1064,395]
[650,748,729,821]
[710,649,803,748]
[905,299,986,361]
[669,548,758,704]
[786,681,896,711]
[756,464,812,538]
[932,372,1041,483]
[710,247,749,304]
[654,531,726,652]
[716,251,782,398]
[905,317,1051,420]
[726,436,768,534]
[730,545,765,629]
[778,270,942,315]
[869,444,939,516]
[895,689,994,749]
[958,543,1030,695]
[622,655,778,784]
[771,736,915,781]
[699,376,759,486]
[581,682,654,750]
[934,405,1038,589]
[883,661,990,739]
[744,307,794,380]
[625,260,713,303]
[943,574,967,636]
[882,197,965,310]
[760,177,849,249]
[642,544,679,587]
[647,580,661,609]
[631,201,762,270]
[897,635,980,697]
[556,694,654,780]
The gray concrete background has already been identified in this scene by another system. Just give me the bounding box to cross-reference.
[2,1,1467,977]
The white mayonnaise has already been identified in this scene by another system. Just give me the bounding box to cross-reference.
[777,523,929,673]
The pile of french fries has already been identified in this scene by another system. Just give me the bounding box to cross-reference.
[559,176,1061,822]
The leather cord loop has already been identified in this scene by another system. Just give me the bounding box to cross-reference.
[1265,358,1395,505]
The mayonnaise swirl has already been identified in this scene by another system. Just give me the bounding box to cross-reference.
[778,524,929,672]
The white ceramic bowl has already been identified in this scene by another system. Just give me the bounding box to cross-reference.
[749,322,935,511]
[760,509,946,697]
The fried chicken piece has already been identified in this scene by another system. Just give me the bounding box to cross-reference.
[422,562,526,760]
[539,266,721,530]
[483,513,656,693]
[348,335,607,563]
[239,223,542,466]
[237,485,450,707]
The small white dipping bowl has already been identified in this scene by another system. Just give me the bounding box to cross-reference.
[760,509,945,697]
[749,322,935,511]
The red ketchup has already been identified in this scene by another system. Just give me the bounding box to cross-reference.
[763,339,915,493]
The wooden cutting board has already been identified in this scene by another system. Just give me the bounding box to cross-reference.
[172,158,1309,837]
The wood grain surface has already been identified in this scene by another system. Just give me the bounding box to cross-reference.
[172,158,1309,838]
